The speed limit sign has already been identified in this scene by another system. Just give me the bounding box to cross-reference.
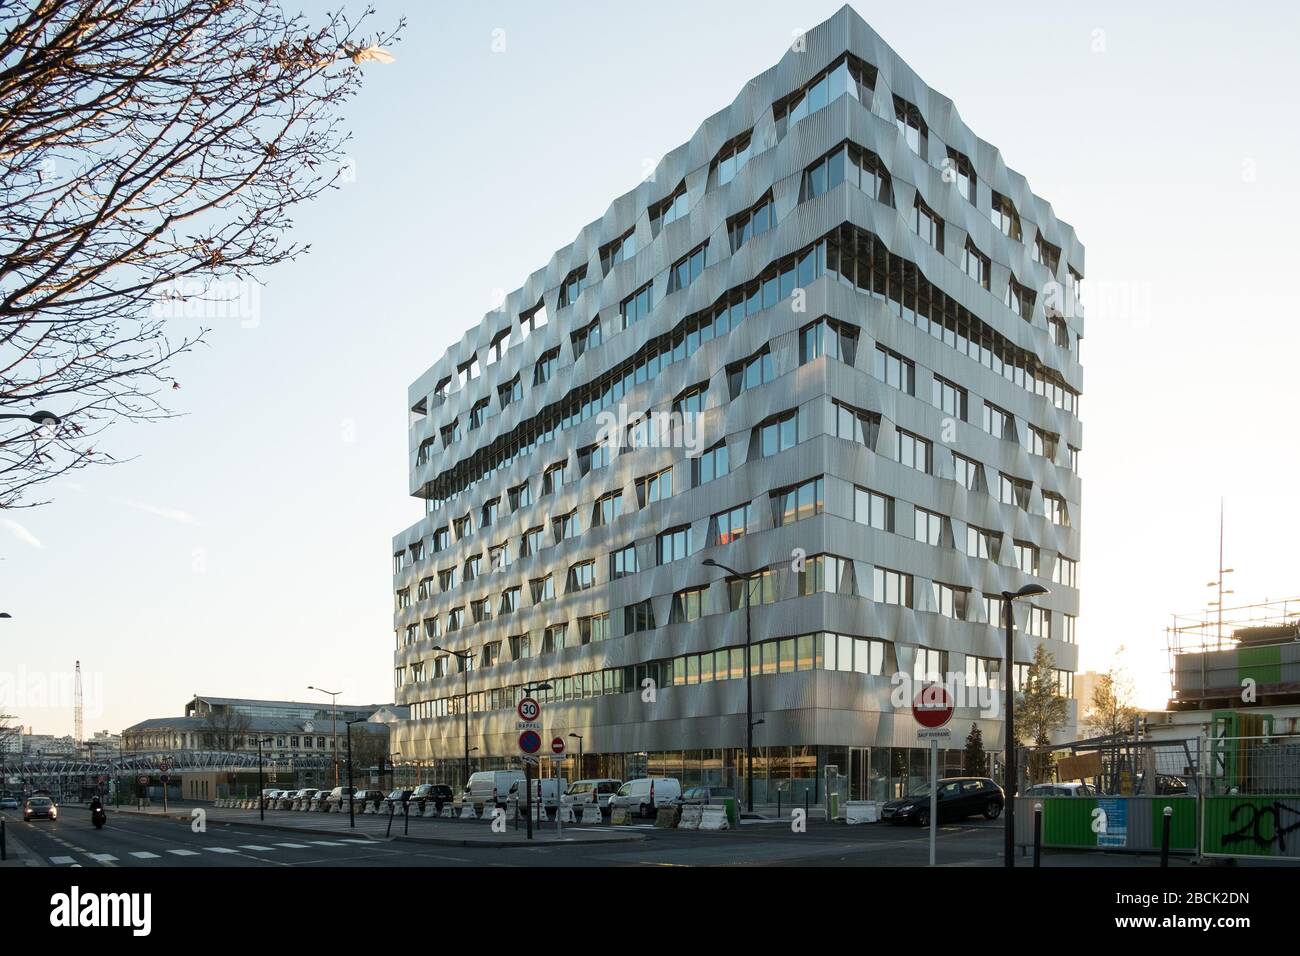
[517,697,541,723]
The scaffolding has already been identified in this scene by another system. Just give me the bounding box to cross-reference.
[1165,596,1300,707]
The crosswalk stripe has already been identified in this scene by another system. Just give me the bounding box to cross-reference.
[309,840,344,846]
[167,849,199,856]
[88,853,117,862]
[50,855,77,865]
[130,851,161,859]
[273,842,309,848]
[238,844,275,851]
[338,838,371,844]
[204,847,239,854]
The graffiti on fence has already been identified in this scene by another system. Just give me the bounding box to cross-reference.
[1205,797,1300,858]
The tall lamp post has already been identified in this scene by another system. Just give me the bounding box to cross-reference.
[433,646,475,791]
[1001,582,1050,868]
[568,733,583,779]
[307,686,341,787]
[345,717,366,829]
[254,736,273,820]
[702,557,758,813]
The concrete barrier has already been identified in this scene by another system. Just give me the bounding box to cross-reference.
[557,803,576,823]
[580,803,603,824]
[699,805,730,830]
[440,805,454,818]
[363,802,376,815]
[458,802,477,819]
[844,800,879,824]
[610,806,631,825]
[422,803,438,818]
[678,805,703,830]
[654,806,678,828]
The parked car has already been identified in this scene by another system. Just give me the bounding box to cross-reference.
[309,789,332,810]
[292,788,319,806]
[0,795,20,810]
[324,785,355,809]
[385,787,414,809]
[564,779,622,810]
[881,777,1004,826]
[463,770,526,812]
[608,778,682,818]
[276,790,297,809]
[409,783,454,813]
[677,785,737,806]
[23,796,58,822]
[353,789,385,810]
[1023,782,1097,798]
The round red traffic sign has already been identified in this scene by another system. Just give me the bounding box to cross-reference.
[913,685,954,729]
[517,697,540,722]
[518,730,541,754]
[551,736,565,755]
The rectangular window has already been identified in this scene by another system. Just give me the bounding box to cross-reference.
[893,95,927,156]
[832,400,880,449]
[910,197,943,252]
[1043,491,1070,526]
[727,191,776,251]
[567,560,595,593]
[931,583,969,620]
[1053,555,1078,588]
[610,544,639,579]
[672,587,707,624]
[873,345,915,394]
[712,504,750,545]
[579,613,611,645]
[530,575,555,604]
[637,467,673,506]
[999,473,1032,509]
[872,567,913,607]
[668,243,708,294]
[932,375,967,420]
[913,647,948,684]
[799,317,859,366]
[895,429,931,473]
[961,240,990,290]
[854,487,894,531]
[600,228,636,274]
[1012,540,1040,576]
[499,587,520,616]
[571,318,602,357]
[757,409,802,458]
[966,525,1001,561]
[657,525,693,565]
[953,453,983,492]
[558,266,588,310]
[692,441,729,486]
[521,526,543,558]
[533,347,560,386]
[983,402,1015,440]
[713,132,753,185]
[990,191,1022,240]
[773,476,825,527]
[946,147,976,204]
[914,507,947,546]
[624,599,655,634]
[593,491,623,527]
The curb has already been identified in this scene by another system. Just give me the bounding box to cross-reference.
[0,822,48,868]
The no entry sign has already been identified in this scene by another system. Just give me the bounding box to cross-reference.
[551,736,565,755]
[913,685,954,729]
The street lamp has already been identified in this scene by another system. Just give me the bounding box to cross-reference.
[702,557,759,813]
[434,646,476,791]
[307,686,341,787]
[253,736,273,820]
[0,410,60,427]
[568,733,583,778]
[1001,582,1049,868]
[345,717,366,829]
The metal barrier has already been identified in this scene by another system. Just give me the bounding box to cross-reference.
[1200,734,1300,861]
[1013,796,1198,854]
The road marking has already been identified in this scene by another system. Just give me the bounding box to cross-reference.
[88,853,118,862]
[204,847,239,854]
[50,855,77,865]
[339,838,372,844]
[308,840,345,846]
[130,851,161,859]
[167,849,200,856]
[238,844,275,851]
[273,842,309,849]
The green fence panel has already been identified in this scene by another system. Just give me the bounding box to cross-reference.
[1042,797,1098,847]
[1152,799,1197,850]
[1203,794,1300,859]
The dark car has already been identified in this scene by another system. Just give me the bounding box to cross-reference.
[23,796,58,822]
[677,785,737,806]
[385,788,414,809]
[410,784,454,812]
[881,777,1004,826]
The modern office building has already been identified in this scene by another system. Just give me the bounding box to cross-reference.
[391,6,1082,804]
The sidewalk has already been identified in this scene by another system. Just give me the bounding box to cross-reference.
[111,802,645,848]
[0,818,45,867]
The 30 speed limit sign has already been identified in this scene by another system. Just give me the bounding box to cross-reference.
[517,697,540,722]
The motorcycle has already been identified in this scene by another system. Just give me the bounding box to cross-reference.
[91,804,107,829]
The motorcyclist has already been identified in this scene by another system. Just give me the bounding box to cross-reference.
[90,794,105,820]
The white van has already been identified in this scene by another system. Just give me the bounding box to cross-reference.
[608,777,681,817]
[565,779,623,810]
[463,770,526,811]
[509,777,568,811]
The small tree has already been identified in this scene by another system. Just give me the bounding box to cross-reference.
[1015,644,1068,783]
[1084,647,1141,790]
[963,722,986,776]
[201,708,251,752]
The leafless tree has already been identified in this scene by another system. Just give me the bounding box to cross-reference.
[200,706,250,750]
[0,0,402,508]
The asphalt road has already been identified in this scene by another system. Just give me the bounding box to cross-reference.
[3,805,1196,867]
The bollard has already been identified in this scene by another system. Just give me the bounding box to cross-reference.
[805,790,809,820]
[1160,805,1172,868]
[404,800,409,836]
[777,791,782,817]
[1032,802,1043,868]
[386,801,395,837]
[2,819,6,861]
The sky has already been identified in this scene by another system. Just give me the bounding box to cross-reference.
[4,0,1299,737]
